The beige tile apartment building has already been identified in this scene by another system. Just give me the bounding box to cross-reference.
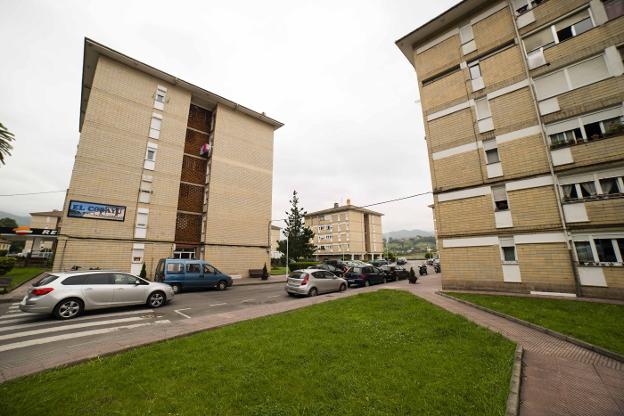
[397,0,624,299]
[53,38,283,278]
[305,200,384,260]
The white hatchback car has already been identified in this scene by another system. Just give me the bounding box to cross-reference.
[285,269,348,297]
[20,271,174,320]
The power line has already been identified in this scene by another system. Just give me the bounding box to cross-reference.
[0,190,66,197]
[358,191,432,209]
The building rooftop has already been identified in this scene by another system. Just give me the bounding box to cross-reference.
[80,38,284,132]
[30,210,62,217]
[395,0,492,67]
[306,204,383,217]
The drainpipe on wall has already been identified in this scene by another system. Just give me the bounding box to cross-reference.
[507,1,582,297]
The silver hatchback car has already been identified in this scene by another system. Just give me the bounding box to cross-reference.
[20,271,174,320]
[285,269,348,297]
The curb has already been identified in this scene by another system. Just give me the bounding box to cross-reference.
[506,345,523,416]
[437,291,624,364]
[233,279,286,287]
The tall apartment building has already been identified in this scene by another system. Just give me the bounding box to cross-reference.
[305,201,384,260]
[54,39,283,278]
[397,0,624,299]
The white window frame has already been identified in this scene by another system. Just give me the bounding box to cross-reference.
[545,106,624,147]
[483,139,500,165]
[154,86,167,111]
[572,234,624,266]
[492,186,510,212]
[144,142,158,170]
[499,237,518,264]
[149,113,162,140]
[533,53,611,101]
[523,8,595,52]
[559,167,624,201]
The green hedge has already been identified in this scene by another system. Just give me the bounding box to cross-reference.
[288,262,318,272]
[0,257,17,276]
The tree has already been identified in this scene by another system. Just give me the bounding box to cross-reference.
[0,218,18,228]
[139,263,147,279]
[261,263,269,280]
[0,122,15,165]
[277,190,316,261]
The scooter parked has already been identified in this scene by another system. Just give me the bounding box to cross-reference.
[434,263,441,273]
[419,264,428,276]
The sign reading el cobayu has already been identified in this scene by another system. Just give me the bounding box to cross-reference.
[68,200,126,222]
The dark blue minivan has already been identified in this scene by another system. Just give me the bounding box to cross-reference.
[154,259,233,293]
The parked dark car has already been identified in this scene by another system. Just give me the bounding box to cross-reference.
[323,259,348,272]
[370,259,389,267]
[344,266,386,287]
[306,263,344,277]
[379,265,410,282]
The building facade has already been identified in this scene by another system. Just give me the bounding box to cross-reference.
[397,0,624,298]
[305,201,384,260]
[53,39,283,278]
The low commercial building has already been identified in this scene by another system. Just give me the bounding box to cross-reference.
[305,200,384,260]
[23,210,62,256]
[53,38,283,278]
[397,0,624,298]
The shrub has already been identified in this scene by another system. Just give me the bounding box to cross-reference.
[0,257,17,276]
[424,252,433,259]
[0,250,7,257]
[288,261,318,272]
[139,263,147,279]
[261,263,269,280]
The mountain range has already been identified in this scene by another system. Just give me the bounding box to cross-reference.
[0,211,31,226]
[383,229,434,239]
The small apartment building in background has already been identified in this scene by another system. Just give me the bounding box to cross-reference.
[54,39,283,278]
[23,210,62,255]
[305,200,384,260]
[397,0,624,299]
[270,225,282,259]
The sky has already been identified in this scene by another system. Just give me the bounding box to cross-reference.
[0,0,460,233]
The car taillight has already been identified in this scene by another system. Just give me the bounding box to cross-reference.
[301,274,309,286]
[32,287,54,296]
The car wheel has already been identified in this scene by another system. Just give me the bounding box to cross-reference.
[216,280,227,291]
[54,298,83,320]
[171,284,182,294]
[147,291,166,308]
[308,287,318,297]
[364,280,370,287]
[339,283,347,292]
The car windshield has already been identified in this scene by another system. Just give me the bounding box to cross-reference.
[32,273,59,287]
[289,272,306,279]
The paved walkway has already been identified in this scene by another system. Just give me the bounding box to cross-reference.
[406,277,624,416]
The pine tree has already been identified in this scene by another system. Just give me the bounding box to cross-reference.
[139,263,147,279]
[277,190,316,261]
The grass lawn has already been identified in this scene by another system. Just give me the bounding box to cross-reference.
[448,292,624,356]
[1,290,515,416]
[271,266,288,275]
[3,267,48,292]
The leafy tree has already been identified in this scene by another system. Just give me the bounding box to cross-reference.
[0,217,18,228]
[425,252,433,259]
[0,122,15,165]
[277,190,316,261]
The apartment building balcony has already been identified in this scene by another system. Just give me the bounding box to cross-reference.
[571,233,624,299]
[516,0,587,34]
[562,194,624,227]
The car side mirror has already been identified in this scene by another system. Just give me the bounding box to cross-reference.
[135,280,141,285]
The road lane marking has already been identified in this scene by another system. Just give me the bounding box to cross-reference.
[8,305,19,310]
[174,308,191,319]
[0,309,155,328]
[268,295,280,298]
[0,317,145,341]
[209,303,227,307]
[241,299,256,303]
[4,310,20,314]
[0,313,38,320]
[0,320,171,353]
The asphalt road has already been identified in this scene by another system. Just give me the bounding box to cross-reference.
[0,260,437,375]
